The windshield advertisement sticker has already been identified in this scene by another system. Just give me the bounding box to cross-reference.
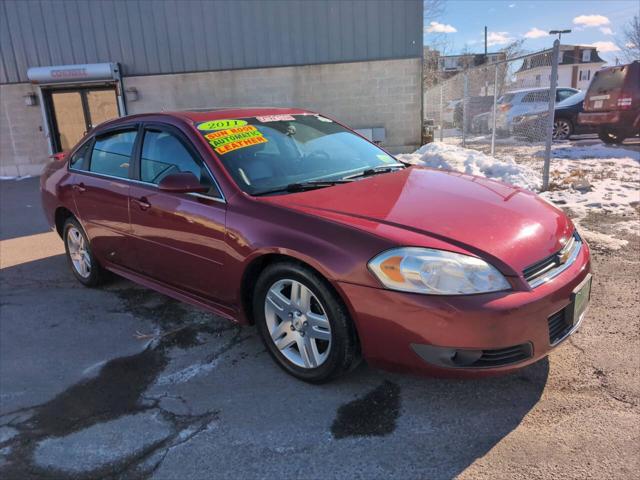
[197,119,248,131]
[214,136,268,155]
[256,114,296,122]
[204,125,268,154]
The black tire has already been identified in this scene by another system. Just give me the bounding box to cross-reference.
[253,261,360,383]
[598,128,626,144]
[63,217,106,287]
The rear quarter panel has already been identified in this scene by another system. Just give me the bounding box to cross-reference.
[40,159,78,233]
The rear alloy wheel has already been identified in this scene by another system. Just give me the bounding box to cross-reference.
[253,262,360,383]
[553,118,572,140]
[598,129,626,145]
[63,218,106,287]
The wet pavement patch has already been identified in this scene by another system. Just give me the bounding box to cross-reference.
[33,412,173,474]
[331,380,401,439]
[0,345,169,479]
[113,287,236,350]
[0,287,228,479]
[30,347,167,438]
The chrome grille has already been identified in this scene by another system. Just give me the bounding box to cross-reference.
[524,232,582,288]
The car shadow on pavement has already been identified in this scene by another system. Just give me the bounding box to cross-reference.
[0,254,549,479]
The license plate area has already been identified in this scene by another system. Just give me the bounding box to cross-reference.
[569,274,592,326]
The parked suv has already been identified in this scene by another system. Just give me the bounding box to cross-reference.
[578,61,640,144]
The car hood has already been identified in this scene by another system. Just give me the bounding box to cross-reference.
[263,167,574,275]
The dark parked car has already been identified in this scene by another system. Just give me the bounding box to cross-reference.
[512,91,597,141]
[578,60,640,144]
[41,108,592,383]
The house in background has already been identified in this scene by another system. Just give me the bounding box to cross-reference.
[515,45,606,90]
[438,52,507,79]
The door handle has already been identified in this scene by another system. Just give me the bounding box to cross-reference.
[73,183,86,193]
[133,196,151,211]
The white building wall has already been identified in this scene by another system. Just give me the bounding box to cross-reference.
[515,63,603,91]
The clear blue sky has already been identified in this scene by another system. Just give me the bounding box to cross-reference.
[423,0,639,63]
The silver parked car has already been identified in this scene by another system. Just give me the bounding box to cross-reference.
[494,87,579,135]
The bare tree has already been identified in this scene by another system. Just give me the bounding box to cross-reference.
[422,0,449,88]
[500,39,526,60]
[617,15,640,62]
[424,0,445,23]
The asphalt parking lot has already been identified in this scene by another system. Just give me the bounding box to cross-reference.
[1,177,638,480]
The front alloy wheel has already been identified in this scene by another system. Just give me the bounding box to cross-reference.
[265,279,332,369]
[253,262,360,383]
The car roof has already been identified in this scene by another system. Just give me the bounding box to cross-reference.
[505,86,576,95]
[96,107,317,130]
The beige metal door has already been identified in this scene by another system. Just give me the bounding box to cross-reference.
[86,89,118,129]
[50,91,86,152]
[48,87,120,152]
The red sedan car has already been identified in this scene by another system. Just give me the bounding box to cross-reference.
[41,108,592,383]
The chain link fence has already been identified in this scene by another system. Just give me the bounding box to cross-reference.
[424,41,561,189]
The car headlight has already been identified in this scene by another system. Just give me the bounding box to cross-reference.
[368,247,511,295]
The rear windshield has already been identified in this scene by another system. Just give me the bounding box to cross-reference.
[195,114,400,195]
[557,90,585,108]
[589,66,627,94]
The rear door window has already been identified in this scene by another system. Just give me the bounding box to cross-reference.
[89,130,137,178]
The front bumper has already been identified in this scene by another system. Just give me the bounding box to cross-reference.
[338,242,591,377]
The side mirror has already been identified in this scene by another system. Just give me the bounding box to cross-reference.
[157,172,208,193]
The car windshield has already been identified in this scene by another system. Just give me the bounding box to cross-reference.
[195,114,403,195]
[557,90,585,108]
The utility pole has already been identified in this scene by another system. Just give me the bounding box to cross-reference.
[484,26,488,56]
[542,40,560,191]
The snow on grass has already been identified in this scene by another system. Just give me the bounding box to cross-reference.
[398,141,640,250]
[397,142,540,190]
[547,143,640,160]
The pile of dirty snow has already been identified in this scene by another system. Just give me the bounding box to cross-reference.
[397,142,541,191]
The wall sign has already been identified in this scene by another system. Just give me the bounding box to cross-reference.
[27,63,119,84]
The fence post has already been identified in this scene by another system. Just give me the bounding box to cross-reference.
[462,72,468,147]
[439,84,444,142]
[490,62,498,157]
[542,40,560,191]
